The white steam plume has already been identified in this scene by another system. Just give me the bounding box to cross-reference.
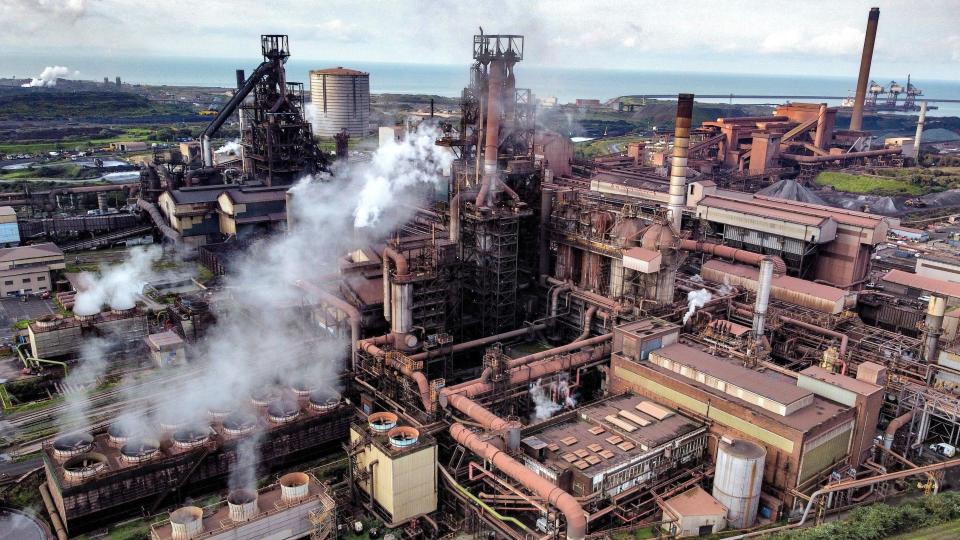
[73,245,168,315]
[107,125,451,489]
[21,65,73,88]
[529,374,575,423]
[215,140,242,155]
[56,336,112,432]
[683,288,713,324]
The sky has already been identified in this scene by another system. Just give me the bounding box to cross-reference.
[1,0,959,80]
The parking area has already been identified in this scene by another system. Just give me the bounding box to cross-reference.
[0,297,57,340]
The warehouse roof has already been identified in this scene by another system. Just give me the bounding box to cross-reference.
[882,269,960,299]
[653,343,813,405]
[799,366,882,397]
[0,242,62,262]
[222,187,289,204]
[167,186,224,204]
[663,486,727,518]
[698,195,831,227]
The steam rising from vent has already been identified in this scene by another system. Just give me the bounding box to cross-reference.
[106,125,451,488]
[73,246,166,315]
[682,288,712,324]
[21,66,74,87]
[215,140,242,155]
[529,375,576,423]
[57,336,112,432]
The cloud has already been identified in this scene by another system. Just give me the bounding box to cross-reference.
[316,18,365,43]
[948,36,960,62]
[761,26,863,56]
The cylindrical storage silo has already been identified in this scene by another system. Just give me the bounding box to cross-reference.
[713,438,765,529]
[310,67,370,137]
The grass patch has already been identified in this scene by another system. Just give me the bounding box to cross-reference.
[815,171,924,196]
[887,519,960,539]
[575,135,645,159]
[75,516,154,540]
[0,163,92,180]
[13,319,30,330]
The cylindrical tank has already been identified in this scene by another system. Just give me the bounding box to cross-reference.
[310,67,370,137]
[170,506,204,539]
[713,438,765,529]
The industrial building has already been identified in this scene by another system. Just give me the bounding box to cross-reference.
[30,9,960,540]
[0,242,63,296]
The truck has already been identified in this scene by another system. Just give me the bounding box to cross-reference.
[929,442,957,458]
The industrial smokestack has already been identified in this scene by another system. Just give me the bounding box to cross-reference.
[667,93,694,231]
[236,69,245,90]
[814,103,827,149]
[924,295,946,364]
[850,7,880,131]
[753,258,774,338]
[913,101,927,161]
[476,59,505,207]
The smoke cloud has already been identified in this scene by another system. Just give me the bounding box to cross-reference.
[682,288,712,324]
[21,65,74,87]
[215,140,242,156]
[56,336,112,432]
[103,125,450,488]
[73,245,167,315]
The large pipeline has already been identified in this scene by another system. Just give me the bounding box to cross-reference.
[407,324,547,363]
[850,7,880,131]
[136,198,182,245]
[924,295,946,364]
[780,147,901,163]
[450,423,587,540]
[883,410,914,449]
[752,258,774,338]
[202,60,272,166]
[476,59,505,208]
[40,482,69,540]
[778,315,848,372]
[667,93,694,231]
[680,239,787,275]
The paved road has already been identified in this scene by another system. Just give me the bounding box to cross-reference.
[0,297,56,343]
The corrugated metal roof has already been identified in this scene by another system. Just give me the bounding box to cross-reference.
[663,486,727,518]
[882,268,960,298]
[799,366,882,397]
[698,195,830,227]
[0,242,62,262]
[653,343,812,405]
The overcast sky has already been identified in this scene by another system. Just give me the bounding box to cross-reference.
[2,0,959,80]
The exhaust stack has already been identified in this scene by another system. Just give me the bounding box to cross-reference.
[924,295,946,364]
[667,93,694,231]
[913,101,927,161]
[753,258,774,338]
[850,7,880,131]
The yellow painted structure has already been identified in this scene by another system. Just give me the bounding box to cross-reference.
[349,425,437,525]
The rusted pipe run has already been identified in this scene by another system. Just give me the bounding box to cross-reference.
[450,423,587,540]
[40,482,68,540]
[884,410,914,450]
[550,283,573,322]
[680,239,787,275]
[781,148,901,164]
[295,280,362,358]
[575,306,598,343]
[383,247,409,277]
[407,324,547,363]
[778,315,848,373]
[544,276,621,312]
[446,341,612,402]
[507,333,612,370]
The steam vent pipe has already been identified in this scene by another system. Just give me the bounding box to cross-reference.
[752,258,774,338]
[850,7,880,131]
[925,295,946,364]
[450,423,587,540]
[913,101,927,161]
[667,93,694,231]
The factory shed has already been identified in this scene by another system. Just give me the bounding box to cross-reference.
[701,259,853,314]
[697,195,837,244]
[217,187,288,236]
[890,226,929,242]
[661,486,728,537]
[881,269,960,303]
[610,341,858,506]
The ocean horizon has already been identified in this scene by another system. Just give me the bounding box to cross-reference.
[5,54,960,117]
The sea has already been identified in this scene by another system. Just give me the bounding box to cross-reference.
[4,54,960,117]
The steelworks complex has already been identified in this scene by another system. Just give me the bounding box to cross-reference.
[6,6,960,540]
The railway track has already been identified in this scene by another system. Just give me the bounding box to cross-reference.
[4,367,203,454]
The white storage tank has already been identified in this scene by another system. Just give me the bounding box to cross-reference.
[712,438,765,529]
[310,67,370,137]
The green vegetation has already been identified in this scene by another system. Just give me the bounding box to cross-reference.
[0,163,93,180]
[76,517,154,540]
[612,526,657,540]
[815,167,960,196]
[575,135,645,159]
[13,319,30,330]
[815,171,924,196]
[770,492,960,540]
[0,472,44,510]
[887,519,960,539]
[0,90,199,123]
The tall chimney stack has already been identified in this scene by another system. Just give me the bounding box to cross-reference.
[849,7,880,131]
[667,93,694,232]
[913,101,927,161]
